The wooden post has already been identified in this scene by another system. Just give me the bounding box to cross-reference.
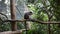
[24,21,28,34]
[48,22,50,34]
[10,0,17,31]
[48,16,51,34]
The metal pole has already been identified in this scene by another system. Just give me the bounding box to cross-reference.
[10,0,17,31]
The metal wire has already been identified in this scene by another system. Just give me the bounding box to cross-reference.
[16,6,23,17]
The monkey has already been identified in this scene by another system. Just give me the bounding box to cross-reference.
[24,12,33,34]
[24,12,33,19]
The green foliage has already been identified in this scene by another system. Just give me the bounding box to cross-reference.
[17,22,25,29]
[0,22,11,32]
[26,0,60,34]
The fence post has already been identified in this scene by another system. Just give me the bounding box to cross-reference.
[48,16,51,34]
[10,0,17,31]
[24,21,28,34]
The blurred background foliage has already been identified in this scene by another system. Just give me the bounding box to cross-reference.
[0,0,60,34]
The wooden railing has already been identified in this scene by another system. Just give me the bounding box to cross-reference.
[0,19,60,34]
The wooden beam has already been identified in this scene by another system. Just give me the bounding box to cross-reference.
[10,0,17,31]
[3,19,60,24]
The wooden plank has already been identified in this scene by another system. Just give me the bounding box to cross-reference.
[0,29,26,34]
[0,31,21,34]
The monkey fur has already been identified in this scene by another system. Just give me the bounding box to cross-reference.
[24,12,32,19]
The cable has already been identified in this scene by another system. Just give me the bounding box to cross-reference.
[16,6,23,17]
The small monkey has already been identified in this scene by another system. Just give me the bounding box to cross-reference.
[24,12,32,31]
[24,12,32,19]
